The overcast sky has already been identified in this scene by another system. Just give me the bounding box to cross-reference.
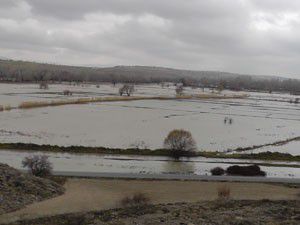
[0,0,300,78]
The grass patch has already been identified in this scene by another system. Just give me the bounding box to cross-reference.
[0,104,13,111]
[0,142,299,163]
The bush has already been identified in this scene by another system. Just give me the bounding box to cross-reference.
[22,155,53,177]
[120,193,150,208]
[211,167,225,176]
[175,85,184,95]
[119,84,135,96]
[217,186,231,199]
[63,90,72,96]
[226,165,266,176]
[163,129,197,159]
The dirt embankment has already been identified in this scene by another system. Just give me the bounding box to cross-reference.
[0,164,64,215]
[5,200,300,225]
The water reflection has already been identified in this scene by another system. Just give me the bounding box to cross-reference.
[163,160,195,174]
[0,150,300,178]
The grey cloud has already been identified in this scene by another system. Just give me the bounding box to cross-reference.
[0,0,299,78]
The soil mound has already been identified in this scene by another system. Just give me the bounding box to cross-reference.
[0,163,64,215]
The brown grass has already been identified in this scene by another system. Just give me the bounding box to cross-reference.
[217,186,231,199]
[14,93,248,110]
[18,96,148,109]
[119,192,151,208]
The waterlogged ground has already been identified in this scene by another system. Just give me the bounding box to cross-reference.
[0,83,299,154]
[0,82,199,107]
[0,99,299,153]
[1,150,299,178]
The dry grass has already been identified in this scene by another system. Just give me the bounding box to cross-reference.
[4,105,12,111]
[18,96,148,109]
[217,186,231,199]
[119,192,151,208]
[194,93,249,99]
[0,105,12,112]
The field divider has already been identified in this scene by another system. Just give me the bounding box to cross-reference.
[0,93,248,111]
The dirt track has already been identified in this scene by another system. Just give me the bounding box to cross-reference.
[0,178,299,224]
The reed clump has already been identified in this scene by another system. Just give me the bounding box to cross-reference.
[16,93,247,110]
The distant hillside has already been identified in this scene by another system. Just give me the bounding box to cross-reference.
[0,59,299,93]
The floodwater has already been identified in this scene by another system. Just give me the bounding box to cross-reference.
[0,99,299,152]
[0,83,299,154]
[1,150,299,178]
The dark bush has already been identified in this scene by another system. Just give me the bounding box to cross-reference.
[211,167,225,176]
[226,165,266,176]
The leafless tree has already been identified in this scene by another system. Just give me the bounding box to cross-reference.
[39,81,48,89]
[22,155,53,177]
[164,129,197,159]
[119,84,135,96]
[63,90,72,96]
[175,85,184,96]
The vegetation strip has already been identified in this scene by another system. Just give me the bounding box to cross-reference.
[0,93,247,112]
[228,136,300,153]
[0,142,299,162]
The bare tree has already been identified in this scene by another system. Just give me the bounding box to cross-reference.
[175,85,184,96]
[163,129,197,159]
[217,81,225,93]
[119,84,135,96]
[22,155,53,177]
[63,90,72,96]
[39,81,49,89]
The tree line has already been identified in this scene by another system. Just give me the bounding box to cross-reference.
[0,59,299,94]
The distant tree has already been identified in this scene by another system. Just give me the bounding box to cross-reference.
[119,84,135,96]
[164,129,197,159]
[217,81,226,93]
[39,81,48,89]
[175,85,184,96]
[63,90,72,95]
[22,155,53,177]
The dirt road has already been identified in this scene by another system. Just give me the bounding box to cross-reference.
[0,178,299,224]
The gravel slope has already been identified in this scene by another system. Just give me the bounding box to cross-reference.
[4,200,300,225]
[0,164,64,215]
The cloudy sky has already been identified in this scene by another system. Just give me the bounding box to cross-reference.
[0,0,300,78]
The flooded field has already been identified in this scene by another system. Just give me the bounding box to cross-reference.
[1,150,299,178]
[0,83,299,154]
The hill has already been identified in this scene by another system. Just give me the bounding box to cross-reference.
[0,59,299,93]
